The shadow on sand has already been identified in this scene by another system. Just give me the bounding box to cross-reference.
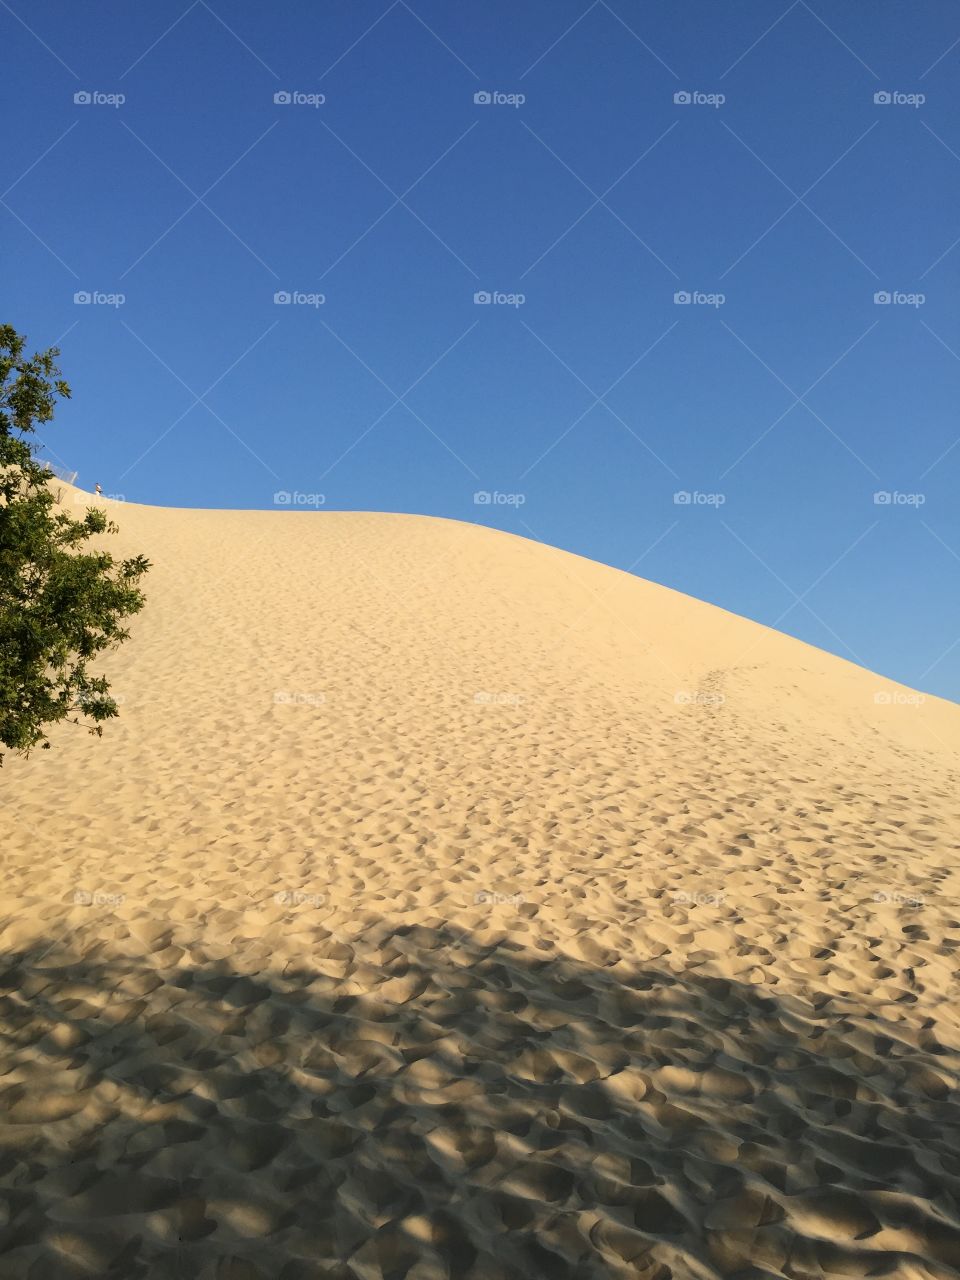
[1,921,959,1279]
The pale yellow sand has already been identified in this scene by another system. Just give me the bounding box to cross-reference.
[2,483,959,1279]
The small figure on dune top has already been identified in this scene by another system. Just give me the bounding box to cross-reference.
[94,483,102,495]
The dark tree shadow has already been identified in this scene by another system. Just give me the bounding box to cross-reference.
[0,923,959,1279]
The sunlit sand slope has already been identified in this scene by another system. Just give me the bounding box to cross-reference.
[2,483,959,1279]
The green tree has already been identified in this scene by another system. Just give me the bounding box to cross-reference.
[0,324,149,763]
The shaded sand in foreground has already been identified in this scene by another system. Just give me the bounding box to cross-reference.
[2,484,959,1278]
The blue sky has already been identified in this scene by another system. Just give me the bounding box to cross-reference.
[3,1,959,699]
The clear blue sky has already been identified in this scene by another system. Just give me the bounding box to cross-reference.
[4,1,959,699]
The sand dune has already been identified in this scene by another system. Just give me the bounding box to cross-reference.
[2,482,959,1279]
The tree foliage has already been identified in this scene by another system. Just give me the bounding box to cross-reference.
[0,324,149,763]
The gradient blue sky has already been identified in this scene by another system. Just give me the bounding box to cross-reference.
[3,1,959,699]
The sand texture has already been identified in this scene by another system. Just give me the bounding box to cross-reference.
[2,484,960,1279]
